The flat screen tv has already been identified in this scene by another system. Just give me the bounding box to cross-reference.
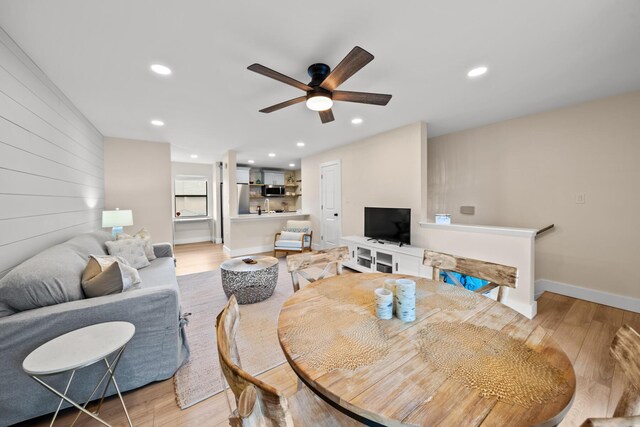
[364,207,411,245]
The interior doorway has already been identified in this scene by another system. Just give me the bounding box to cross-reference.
[320,160,342,249]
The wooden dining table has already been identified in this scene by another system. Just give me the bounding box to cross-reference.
[277,273,576,427]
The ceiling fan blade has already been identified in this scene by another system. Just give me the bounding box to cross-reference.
[259,96,306,113]
[320,46,374,91]
[332,90,392,106]
[319,109,335,124]
[248,64,312,92]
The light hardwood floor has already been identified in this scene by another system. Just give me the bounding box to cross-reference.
[20,242,637,426]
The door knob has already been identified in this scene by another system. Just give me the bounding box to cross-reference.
[334,213,339,217]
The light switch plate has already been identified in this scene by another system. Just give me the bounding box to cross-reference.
[575,193,586,204]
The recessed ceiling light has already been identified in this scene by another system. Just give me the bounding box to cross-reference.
[268,153,276,157]
[151,119,165,126]
[289,163,295,167]
[190,154,198,159]
[248,160,255,164]
[150,64,172,76]
[467,66,488,78]
[296,142,305,147]
[351,117,363,125]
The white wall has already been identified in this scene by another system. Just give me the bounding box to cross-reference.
[171,161,216,244]
[302,123,426,247]
[104,138,172,243]
[428,91,640,306]
[0,26,104,277]
[302,122,538,317]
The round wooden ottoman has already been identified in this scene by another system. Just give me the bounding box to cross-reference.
[220,256,279,304]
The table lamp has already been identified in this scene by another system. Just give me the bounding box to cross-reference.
[102,208,133,237]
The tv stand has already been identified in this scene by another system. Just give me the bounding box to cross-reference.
[340,236,431,277]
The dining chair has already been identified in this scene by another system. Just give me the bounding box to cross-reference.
[216,295,361,427]
[422,250,517,303]
[581,324,640,427]
[273,220,313,258]
[286,246,350,293]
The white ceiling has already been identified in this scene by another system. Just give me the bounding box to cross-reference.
[1,0,639,168]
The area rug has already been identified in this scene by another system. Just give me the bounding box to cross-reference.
[173,260,294,409]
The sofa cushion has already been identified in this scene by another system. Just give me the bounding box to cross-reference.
[137,257,178,289]
[0,230,113,316]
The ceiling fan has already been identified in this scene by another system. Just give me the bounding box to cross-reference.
[248,46,392,124]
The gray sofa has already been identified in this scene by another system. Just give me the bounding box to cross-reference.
[0,230,189,426]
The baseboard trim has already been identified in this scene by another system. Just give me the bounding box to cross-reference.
[227,244,274,258]
[174,237,214,245]
[214,237,222,244]
[536,279,640,313]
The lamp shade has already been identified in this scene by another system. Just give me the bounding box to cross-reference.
[102,209,133,228]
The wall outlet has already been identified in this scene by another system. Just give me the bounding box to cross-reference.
[460,206,475,215]
[575,193,586,204]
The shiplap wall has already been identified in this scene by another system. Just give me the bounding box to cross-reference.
[0,27,104,278]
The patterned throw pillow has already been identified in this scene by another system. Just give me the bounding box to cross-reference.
[81,255,142,298]
[105,239,150,269]
[117,228,156,261]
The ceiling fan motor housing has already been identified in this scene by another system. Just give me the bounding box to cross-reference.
[307,63,331,87]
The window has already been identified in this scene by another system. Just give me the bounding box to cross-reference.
[175,178,208,217]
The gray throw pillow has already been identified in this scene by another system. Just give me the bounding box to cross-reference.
[0,245,87,314]
[0,301,16,317]
[105,239,150,269]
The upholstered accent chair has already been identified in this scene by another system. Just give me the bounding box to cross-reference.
[273,220,312,257]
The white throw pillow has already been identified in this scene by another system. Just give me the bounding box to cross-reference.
[105,239,150,269]
[117,228,156,261]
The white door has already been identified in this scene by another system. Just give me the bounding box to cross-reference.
[320,161,341,249]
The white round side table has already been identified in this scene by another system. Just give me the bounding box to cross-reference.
[23,321,136,426]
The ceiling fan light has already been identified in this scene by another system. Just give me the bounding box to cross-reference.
[306,94,333,112]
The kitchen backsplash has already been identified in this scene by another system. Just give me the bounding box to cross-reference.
[249,197,294,213]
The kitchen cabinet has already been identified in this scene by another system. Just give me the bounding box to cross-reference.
[263,171,285,185]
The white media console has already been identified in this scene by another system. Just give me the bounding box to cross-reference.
[340,235,432,278]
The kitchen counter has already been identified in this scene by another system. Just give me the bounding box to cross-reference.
[229,212,309,223]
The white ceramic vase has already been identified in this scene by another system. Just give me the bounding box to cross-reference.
[395,279,416,322]
[375,288,393,320]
